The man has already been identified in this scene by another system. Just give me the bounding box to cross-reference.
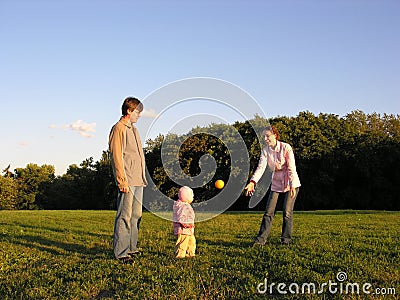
[109,97,147,263]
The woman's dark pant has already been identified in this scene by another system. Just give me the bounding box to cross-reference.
[255,188,299,244]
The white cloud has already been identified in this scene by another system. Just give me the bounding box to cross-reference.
[50,120,96,138]
[141,108,158,118]
[70,120,96,137]
[18,141,29,147]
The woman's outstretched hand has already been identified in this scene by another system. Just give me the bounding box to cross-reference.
[245,182,255,196]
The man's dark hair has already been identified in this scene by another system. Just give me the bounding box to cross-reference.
[121,97,143,116]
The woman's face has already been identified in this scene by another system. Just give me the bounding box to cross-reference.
[264,130,277,147]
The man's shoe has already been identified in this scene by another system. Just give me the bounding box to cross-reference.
[128,250,141,257]
[118,256,134,264]
[281,241,290,246]
[252,241,264,247]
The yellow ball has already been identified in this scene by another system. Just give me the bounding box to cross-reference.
[215,179,225,189]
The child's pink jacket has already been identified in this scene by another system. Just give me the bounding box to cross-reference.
[173,200,195,235]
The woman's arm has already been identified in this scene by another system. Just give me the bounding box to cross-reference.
[245,149,268,195]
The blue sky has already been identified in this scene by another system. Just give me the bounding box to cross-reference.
[1,0,399,175]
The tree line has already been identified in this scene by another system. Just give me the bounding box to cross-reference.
[1,110,399,211]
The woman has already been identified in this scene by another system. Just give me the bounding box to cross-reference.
[245,125,301,246]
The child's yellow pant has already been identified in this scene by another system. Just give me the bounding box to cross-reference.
[175,234,196,258]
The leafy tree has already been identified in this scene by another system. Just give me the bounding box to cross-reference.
[0,176,18,210]
[93,151,118,209]
[8,110,399,211]
[142,111,400,211]
[14,164,55,209]
[39,153,116,210]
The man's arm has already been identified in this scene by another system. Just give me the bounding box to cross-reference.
[109,124,129,192]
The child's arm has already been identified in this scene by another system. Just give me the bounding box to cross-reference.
[180,223,195,228]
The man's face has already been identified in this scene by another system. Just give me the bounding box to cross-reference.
[129,109,141,123]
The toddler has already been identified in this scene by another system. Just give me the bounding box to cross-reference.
[173,186,196,258]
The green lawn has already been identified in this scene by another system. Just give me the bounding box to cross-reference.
[0,210,399,299]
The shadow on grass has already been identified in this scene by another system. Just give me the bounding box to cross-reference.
[15,222,111,240]
[95,290,116,299]
[6,233,112,258]
[199,236,254,248]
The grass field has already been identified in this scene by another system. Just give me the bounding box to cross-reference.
[0,210,399,299]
